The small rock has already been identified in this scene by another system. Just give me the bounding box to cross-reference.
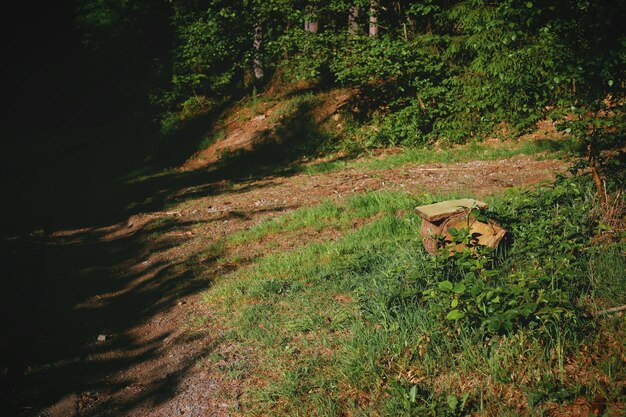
[97,335,107,342]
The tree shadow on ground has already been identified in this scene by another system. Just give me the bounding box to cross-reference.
[0,214,239,416]
[0,89,359,416]
[3,87,356,236]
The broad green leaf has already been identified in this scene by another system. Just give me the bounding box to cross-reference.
[452,283,466,294]
[446,394,459,410]
[438,280,453,291]
[446,309,465,320]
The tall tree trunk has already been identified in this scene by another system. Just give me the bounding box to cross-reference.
[253,24,264,81]
[304,6,318,33]
[369,1,379,37]
[304,20,319,33]
[348,6,360,34]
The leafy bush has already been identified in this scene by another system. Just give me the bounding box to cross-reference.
[79,1,624,151]
[417,176,598,336]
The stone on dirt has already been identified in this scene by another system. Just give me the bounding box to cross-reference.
[416,199,506,255]
[415,198,488,222]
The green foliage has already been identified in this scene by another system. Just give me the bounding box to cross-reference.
[165,1,250,108]
[78,0,625,151]
[417,176,597,337]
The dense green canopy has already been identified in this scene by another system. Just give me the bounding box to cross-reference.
[78,0,624,144]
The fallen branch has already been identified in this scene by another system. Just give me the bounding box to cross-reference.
[595,304,626,317]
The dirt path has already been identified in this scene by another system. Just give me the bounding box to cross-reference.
[1,154,566,416]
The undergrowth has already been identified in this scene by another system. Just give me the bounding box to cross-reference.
[202,175,625,416]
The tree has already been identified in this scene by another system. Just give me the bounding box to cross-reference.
[304,4,319,33]
[253,24,265,81]
[348,5,360,34]
[369,0,378,37]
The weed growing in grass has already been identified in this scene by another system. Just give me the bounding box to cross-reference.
[202,176,625,416]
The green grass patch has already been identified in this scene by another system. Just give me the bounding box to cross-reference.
[202,176,625,416]
[229,199,343,245]
[228,190,439,246]
[301,139,577,175]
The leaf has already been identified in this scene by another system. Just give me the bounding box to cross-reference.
[446,309,465,320]
[502,319,514,333]
[460,392,470,409]
[520,303,538,316]
[486,318,501,332]
[438,280,453,291]
[409,385,417,403]
[608,80,614,87]
[453,283,466,294]
[451,298,459,308]
[446,394,459,410]
[536,307,565,316]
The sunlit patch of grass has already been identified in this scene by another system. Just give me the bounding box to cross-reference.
[301,159,349,175]
[300,139,576,175]
[229,200,343,245]
[203,199,435,414]
[229,190,423,247]
[201,182,625,416]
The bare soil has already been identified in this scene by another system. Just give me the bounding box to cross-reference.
[182,89,355,171]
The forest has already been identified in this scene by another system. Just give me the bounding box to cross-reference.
[78,0,625,146]
[1,1,625,416]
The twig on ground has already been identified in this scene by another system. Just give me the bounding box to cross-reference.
[595,304,626,317]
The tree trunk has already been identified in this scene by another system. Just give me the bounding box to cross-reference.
[348,6,359,34]
[253,24,264,81]
[304,20,319,33]
[588,138,607,207]
[304,7,318,33]
[369,0,379,37]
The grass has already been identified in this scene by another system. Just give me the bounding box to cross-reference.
[199,180,625,416]
[228,190,451,247]
[301,139,578,175]
[228,199,344,245]
[199,128,226,151]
